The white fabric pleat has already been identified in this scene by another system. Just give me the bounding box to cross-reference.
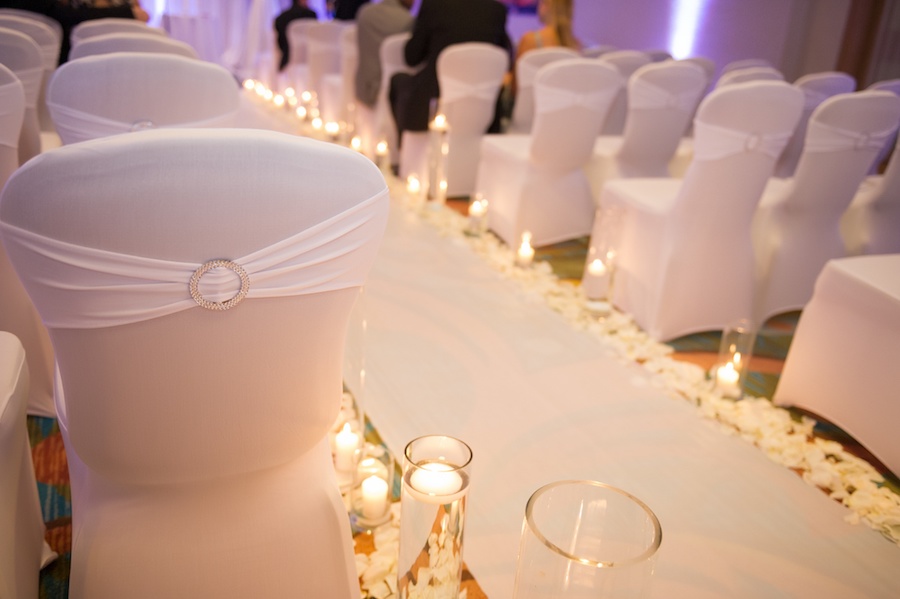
[0,190,388,329]
[535,85,617,114]
[804,120,898,153]
[628,77,698,112]
[692,120,793,161]
[46,102,239,145]
[439,76,499,104]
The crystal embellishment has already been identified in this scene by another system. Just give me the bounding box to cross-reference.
[189,259,250,311]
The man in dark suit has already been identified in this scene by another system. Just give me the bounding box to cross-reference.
[389,0,511,140]
[273,0,317,72]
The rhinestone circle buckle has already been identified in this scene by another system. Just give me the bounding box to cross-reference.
[189,259,250,311]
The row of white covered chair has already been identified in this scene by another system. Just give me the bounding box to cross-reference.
[588,83,900,341]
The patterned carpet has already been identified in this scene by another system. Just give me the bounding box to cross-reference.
[25,203,896,596]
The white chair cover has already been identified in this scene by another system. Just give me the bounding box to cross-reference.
[306,21,344,114]
[70,18,166,46]
[752,90,900,322]
[356,32,412,160]
[285,18,314,94]
[69,32,200,60]
[321,24,357,124]
[436,42,508,197]
[0,332,52,599]
[0,8,62,46]
[866,77,900,173]
[47,53,240,145]
[581,44,616,58]
[597,49,651,135]
[586,60,707,198]
[840,137,900,255]
[715,65,784,88]
[508,46,579,134]
[0,15,59,134]
[679,56,715,88]
[0,64,55,418]
[0,27,43,163]
[720,57,772,75]
[774,71,856,178]
[594,81,803,341]
[476,59,623,246]
[773,254,900,477]
[0,128,390,599]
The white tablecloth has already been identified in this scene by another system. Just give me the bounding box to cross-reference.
[362,203,900,598]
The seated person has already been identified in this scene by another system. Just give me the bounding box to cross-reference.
[389,0,511,141]
[331,0,370,21]
[354,0,414,109]
[273,0,317,72]
[510,0,581,94]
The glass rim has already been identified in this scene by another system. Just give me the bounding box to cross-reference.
[404,434,473,471]
[524,479,662,569]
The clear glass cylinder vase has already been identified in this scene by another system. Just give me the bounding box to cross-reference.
[398,435,472,599]
[513,480,662,599]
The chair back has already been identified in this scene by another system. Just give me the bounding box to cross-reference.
[47,52,240,144]
[374,32,413,157]
[69,32,199,60]
[581,44,615,58]
[678,55,715,89]
[0,128,388,597]
[721,57,771,75]
[597,49,651,134]
[644,49,672,62]
[841,137,900,255]
[0,63,23,188]
[509,46,579,133]
[0,15,59,131]
[0,332,46,599]
[306,20,344,102]
[676,81,803,228]
[787,91,900,218]
[774,71,856,177]
[530,59,624,172]
[70,18,165,46]
[866,77,900,172]
[0,62,55,418]
[715,65,783,88]
[0,26,42,163]
[287,18,313,65]
[339,24,358,121]
[617,60,707,176]
[437,42,509,196]
[0,8,62,45]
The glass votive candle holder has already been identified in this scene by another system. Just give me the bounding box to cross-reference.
[330,415,362,491]
[466,194,488,236]
[513,480,662,599]
[398,435,472,599]
[711,318,756,399]
[351,444,395,530]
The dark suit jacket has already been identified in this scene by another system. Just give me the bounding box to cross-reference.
[394,0,510,132]
[273,5,317,71]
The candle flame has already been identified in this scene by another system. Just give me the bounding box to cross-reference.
[351,136,362,151]
[376,140,388,155]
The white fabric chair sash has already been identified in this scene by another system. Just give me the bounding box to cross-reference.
[804,120,898,153]
[439,76,499,104]
[45,102,239,145]
[692,120,793,161]
[0,190,388,329]
[12,66,41,108]
[535,85,617,114]
[628,77,697,113]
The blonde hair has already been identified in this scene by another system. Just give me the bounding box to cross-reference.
[542,0,580,50]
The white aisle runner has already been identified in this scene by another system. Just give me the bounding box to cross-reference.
[362,203,899,598]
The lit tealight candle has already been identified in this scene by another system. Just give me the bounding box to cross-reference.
[334,423,359,472]
[516,231,535,267]
[407,174,421,196]
[376,139,388,157]
[284,87,295,98]
[351,136,362,151]
[264,89,274,101]
[273,94,285,108]
[295,105,307,120]
[431,113,448,132]
[409,461,463,502]
[312,116,323,131]
[300,90,312,104]
[582,257,610,303]
[375,140,389,172]
[324,121,340,140]
[242,79,255,90]
[715,361,741,398]
[467,196,488,234]
[361,475,390,520]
